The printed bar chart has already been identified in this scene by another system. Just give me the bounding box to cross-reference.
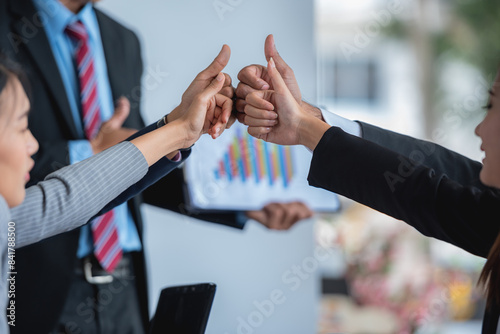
[185,122,340,212]
[214,130,294,187]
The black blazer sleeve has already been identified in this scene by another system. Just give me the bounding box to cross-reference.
[308,127,500,258]
[96,123,191,216]
[359,122,485,189]
[94,123,242,231]
[142,168,244,229]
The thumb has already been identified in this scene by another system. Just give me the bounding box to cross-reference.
[105,97,130,130]
[267,57,289,95]
[202,44,231,78]
[198,72,225,101]
[264,34,289,75]
[246,210,268,225]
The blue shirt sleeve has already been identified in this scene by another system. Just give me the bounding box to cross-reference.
[68,140,94,164]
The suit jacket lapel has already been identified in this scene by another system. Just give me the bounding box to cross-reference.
[9,0,79,138]
[95,9,121,104]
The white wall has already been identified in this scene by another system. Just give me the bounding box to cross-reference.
[95,1,318,333]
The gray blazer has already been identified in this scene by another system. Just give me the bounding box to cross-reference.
[0,142,147,333]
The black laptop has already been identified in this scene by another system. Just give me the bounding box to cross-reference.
[149,283,216,334]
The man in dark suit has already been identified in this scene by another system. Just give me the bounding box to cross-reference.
[0,2,313,334]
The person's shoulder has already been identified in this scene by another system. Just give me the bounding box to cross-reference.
[0,2,7,41]
[0,0,6,17]
[0,0,15,19]
[0,0,13,36]
[93,7,140,44]
[0,0,17,55]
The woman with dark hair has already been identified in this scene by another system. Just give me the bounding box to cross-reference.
[239,37,500,332]
[0,51,231,333]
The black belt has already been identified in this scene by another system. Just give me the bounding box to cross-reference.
[75,253,134,285]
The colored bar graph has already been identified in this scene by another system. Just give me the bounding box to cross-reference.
[214,130,294,187]
[247,134,259,183]
[263,140,273,185]
[224,152,233,181]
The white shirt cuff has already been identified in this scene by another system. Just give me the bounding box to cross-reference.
[305,106,362,153]
[320,107,361,138]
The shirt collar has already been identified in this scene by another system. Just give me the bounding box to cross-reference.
[32,0,99,41]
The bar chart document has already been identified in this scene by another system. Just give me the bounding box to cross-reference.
[184,123,340,212]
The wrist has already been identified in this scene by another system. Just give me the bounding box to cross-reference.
[90,138,101,155]
[167,105,184,123]
[301,101,325,122]
[166,151,181,160]
[130,123,187,167]
[298,115,331,151]
[174,118,198,149]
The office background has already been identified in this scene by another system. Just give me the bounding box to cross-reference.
[97,0,495,333]
[97,0,319,333]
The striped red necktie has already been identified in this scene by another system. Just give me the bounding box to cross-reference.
[66,21,123,273]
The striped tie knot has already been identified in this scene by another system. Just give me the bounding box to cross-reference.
[65,20,89,44]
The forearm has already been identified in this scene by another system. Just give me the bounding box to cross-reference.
[13,142,149,248]
[142,168,244,229]
[305,105,484,188]
[28,140,71,186]
[298,115,331,151]
[359,122,484,188]
[97,152,190,218]
[130,120,187,166]
[307,127,499,258]
[55,121,192,219]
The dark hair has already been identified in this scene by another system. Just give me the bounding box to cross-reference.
[479,232,500,308]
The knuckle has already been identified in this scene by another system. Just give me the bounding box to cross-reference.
[247,90,258,101]
[236,99,245,109]
[268,203,279,210]
[210,78,220,88]
[235,84,245,98]
[282,66,293,77]
[195,72,204,81]
[222,87,234,98]
[237,67,250,81]
[194,94,206,105]
[213,57,225,70]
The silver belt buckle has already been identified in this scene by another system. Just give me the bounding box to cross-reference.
[84,258,114,284]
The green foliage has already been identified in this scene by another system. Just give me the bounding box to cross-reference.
[383,1,500,76]
[449,0,500,76]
